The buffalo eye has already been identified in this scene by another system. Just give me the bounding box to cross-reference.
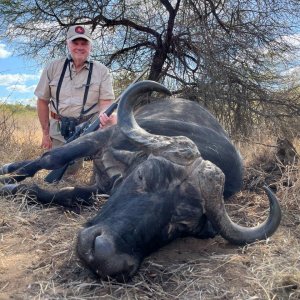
[137,169,143,181]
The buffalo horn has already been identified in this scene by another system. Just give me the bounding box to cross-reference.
[117,80,200,164]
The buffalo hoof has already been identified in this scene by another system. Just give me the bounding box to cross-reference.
[0,183,20,195]
[0,176,19,185]
[0,164,10,175]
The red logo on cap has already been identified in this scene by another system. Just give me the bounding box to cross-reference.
[75,26,85,34]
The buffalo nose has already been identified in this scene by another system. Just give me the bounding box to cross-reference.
[94,236,114,259]
[77,226,140,281]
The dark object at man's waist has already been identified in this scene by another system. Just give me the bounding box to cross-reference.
[50,111,95,123]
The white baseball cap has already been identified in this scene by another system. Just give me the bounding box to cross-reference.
[67,25,92,43]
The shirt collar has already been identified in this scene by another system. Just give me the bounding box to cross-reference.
[69,60,90,72]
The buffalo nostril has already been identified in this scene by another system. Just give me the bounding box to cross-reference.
[77,227,139,280]
[94,236,114,260]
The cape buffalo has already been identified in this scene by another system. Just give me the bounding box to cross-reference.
[0,80,281,281]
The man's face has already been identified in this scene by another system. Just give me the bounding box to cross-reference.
[67,38,91,62]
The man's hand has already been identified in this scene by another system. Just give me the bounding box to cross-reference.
[99,112,117,128]
[41,133,52,149]
[98,98,117,128]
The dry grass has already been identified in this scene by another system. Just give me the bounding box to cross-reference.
[0,106,43,163]
[0,109,300,300]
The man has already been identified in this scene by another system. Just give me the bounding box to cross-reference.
[35,24,116,151]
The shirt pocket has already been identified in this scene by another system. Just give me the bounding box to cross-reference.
[49,80,59,100]
[86,82,100,106]
[50,78,72,102]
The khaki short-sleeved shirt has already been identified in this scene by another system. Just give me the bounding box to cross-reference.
[34,58,115,142]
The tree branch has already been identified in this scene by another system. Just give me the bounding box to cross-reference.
[107,41,155,65]
[93,14,161,39]
[206,0,230,34]
[160,0,175,14]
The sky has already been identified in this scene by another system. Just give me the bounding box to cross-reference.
[1,33,300,107]
[0,42,42,106]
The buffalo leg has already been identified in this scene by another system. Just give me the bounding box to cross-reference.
[0,160,36,184]
[0,160,34,175]
[0,183,100,207]
[0,133,105,183]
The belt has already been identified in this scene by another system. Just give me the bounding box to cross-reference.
[50,111,95,123]
[50,111,61,120]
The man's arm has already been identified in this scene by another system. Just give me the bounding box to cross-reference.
[37,98,52,149]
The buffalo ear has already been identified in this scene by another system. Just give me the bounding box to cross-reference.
[111,149,146,166]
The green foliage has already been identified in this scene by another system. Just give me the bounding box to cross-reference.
[0,102,36,116]
[1,0,300,136]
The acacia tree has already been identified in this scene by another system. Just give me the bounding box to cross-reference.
[1,0,300,135]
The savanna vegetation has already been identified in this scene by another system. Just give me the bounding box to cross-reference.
[0,101,299,300]
[1,0,300,135]
[0,0,300,298]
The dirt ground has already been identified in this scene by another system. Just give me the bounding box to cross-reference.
[0,113,299,299]
[0,163,299,300]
